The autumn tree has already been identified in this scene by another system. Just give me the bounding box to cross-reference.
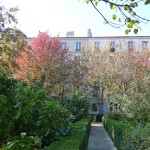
[15,32,87,95]
[80,0,150,34]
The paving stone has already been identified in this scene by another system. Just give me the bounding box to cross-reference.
[87,122,117,150]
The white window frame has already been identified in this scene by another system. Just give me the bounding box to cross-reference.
[76,42,81,51]
[110,41,115,49]
[61,42,66,50]
[128,41,133,49]
[142,41,148,50]
[95,41,100,50]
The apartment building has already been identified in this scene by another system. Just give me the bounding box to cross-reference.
[60,29,150,53]
[59,29,150,115]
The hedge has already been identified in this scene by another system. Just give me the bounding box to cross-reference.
[44,116,91,150]
[103,117,127,150]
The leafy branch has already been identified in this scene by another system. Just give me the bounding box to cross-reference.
[84,0,150,34]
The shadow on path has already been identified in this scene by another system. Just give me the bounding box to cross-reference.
[87,122,117,150]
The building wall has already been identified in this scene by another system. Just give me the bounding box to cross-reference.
[59,36,150,53]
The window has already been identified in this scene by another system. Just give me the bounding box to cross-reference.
[110,103,113,111]
[76,42,81,51]
[110,41,115,52]
[95,41,100,50]
[61,42,66,50]
[93,90,98,97]
[128,41,133,50]
[92,103,97,111]
[142,41,148,50]
[114,104,118,110]
[93,82,99,97]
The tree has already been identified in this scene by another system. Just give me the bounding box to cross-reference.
[81,0,150,34]
[0,4,27,72]
[0,5,18,31]
[69,53,89,91]
[104,49,150,123]
[15,32,73,94]
[0,28,28,71]
[84,43,150,121]
[83,47,110,114]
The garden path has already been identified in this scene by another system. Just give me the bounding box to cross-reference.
[87,122,117,150]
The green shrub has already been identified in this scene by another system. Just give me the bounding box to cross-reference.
[45,116,91,150]
[103,116,150,150]
[0,74,70,147]
[105,110,126,121]
[0,133,41,150]
[123,123,150,150]
[61,90,89,122]
[103,117,127,149]
[37,100,70,146]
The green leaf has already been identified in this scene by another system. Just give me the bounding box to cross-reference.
[118,18,122,22]
[125,29,130,35]
[127,22,133,28]
[15,109,21,120]
[45,128,50,136]
[14,102,22,108]
[110,4,117,9]
[145,0,150,5]
[130,2,138,8]
[112,14,117,20]
[134,28,138,34]
[36,120,41,127]
[126,18,131,22]
[124,5,129,10]
[95,1,99,6]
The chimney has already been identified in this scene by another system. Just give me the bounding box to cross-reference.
[66,31,75,37]
[87,28,92,38]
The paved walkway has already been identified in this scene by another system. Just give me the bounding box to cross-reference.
[87,122,117,150]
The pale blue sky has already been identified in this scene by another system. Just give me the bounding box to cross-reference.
[2,0,150,37]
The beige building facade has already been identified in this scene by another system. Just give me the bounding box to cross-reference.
[60,29,150,53]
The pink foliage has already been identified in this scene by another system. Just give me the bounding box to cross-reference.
[15,32,69,80]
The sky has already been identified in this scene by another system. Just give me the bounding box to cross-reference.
[2,0,150,37]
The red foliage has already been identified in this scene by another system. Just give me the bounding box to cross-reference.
[15,32,69,80]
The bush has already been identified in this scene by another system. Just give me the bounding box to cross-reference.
[105,110,126,121]
[103,116,150,150]
[123,123,150,150]
[0,133,41,150]
[45,116,91,150]
[0,73,70,148]
[36,100,70,146]
[103,117,127,149]
[61,90,89,122]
